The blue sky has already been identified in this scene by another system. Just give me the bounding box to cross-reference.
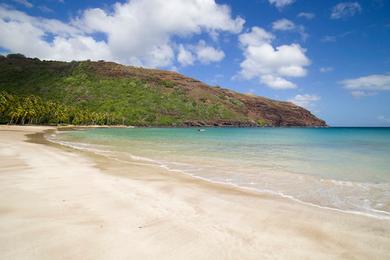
[0,0,389,126]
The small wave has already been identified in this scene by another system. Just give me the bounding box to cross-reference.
[46,133,390,220]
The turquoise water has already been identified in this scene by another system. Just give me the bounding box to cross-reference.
[50,127,390,218]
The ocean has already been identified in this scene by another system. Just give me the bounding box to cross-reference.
[48,127,390,218]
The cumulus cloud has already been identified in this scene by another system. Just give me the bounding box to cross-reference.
[331,2,362,19]
[195,40,225,64]
[177,45,195,67]
[341,73,390,97]
[297,12,315,19]
[177,41,225,66]
[0,8,80,36]
[238,26,310,89]
[239,27,274,46]
[0,7,95,60]
[288,94,320,108]
[268,0,295,9]
[0,0,244,67]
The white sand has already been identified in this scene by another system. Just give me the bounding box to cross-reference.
[0,125,389,259]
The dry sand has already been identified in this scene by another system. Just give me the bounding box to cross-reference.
[0,125,389,259]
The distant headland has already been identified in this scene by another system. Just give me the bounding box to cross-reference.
[0,54,326,127]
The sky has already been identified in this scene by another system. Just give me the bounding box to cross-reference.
[0,0,389,126]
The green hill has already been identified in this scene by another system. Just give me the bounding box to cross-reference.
[0,54,326,127]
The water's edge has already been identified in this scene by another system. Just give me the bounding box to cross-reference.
[45,129,390,220]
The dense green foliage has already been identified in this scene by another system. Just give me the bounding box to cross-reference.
[0,91,120,125]
[0,56,246,126]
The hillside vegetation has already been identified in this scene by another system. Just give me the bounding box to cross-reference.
[0,55,326,127]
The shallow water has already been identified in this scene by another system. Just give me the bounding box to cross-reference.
[49,127,390,218]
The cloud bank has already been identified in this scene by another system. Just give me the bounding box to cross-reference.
[0,0,244,67]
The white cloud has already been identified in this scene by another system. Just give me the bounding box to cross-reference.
[177,45,194,66]
[268,0,295,9]
[319,67,333,73]
[195,40,225,64]
[0,8,95,60]
[261,75,295,89]
[177,41,225,66]
[12,0,33,8]
[341,74,390,91]
[0,8,81,36]
[74,0,243,67]
[239,27,274,46]
[238,26,310,89]
[145,44,175,68]
[297,12,315,19]
[272,19,295,31]
[288,94,320,108]
[341,73,390,97]
[272,19,308,41]
[331,2,362,19]
[0,0,244,68]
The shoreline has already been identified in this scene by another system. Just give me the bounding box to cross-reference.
[48,127,390,220]
[1,125,389,259]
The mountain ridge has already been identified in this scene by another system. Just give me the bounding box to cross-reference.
[0,54,326,127]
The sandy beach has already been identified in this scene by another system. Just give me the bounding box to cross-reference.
[0,125,389,259]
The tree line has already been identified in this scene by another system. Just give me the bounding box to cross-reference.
[0,91,122,125]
